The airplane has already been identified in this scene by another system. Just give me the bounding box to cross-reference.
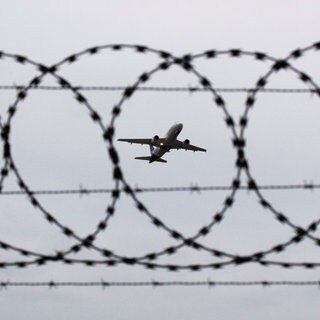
[117,123,206,163]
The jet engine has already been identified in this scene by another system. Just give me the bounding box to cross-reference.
[152,135,160,144]
[183,139,190,148]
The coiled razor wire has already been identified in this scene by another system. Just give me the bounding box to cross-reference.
[0,43,320,270]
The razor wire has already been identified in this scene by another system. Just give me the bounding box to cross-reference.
[0,42,320,270]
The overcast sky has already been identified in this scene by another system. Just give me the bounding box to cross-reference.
[0,1,320,319]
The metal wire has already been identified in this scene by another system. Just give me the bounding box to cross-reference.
[0,42,320,270]
[0,279,319,289]
[0,182,319,196]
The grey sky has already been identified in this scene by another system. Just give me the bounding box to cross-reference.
[0,1,320,319]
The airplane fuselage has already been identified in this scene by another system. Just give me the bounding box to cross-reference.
[149,123,183,162]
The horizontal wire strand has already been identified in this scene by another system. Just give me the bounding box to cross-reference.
[0,183,319,196]
[0,280,319,288]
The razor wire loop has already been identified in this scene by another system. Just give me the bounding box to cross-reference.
[104,50,245,259]
[0,42,317,271]
[191,44,320,247]
[0,45,184,265]
[0,51,123,263]
[0,48,164,267]
[232,43,320,245]
[0,46,245,268]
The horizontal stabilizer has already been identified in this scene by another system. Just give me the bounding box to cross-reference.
[135,156,167,163]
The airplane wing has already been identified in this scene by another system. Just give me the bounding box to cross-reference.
[118,138,166,147]
[170,139,207,152]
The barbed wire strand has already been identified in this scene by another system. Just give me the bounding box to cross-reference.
[0,182,319,196]
[0,279,319,289]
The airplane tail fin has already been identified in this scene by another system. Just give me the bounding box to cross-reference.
[135,156,167,163]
